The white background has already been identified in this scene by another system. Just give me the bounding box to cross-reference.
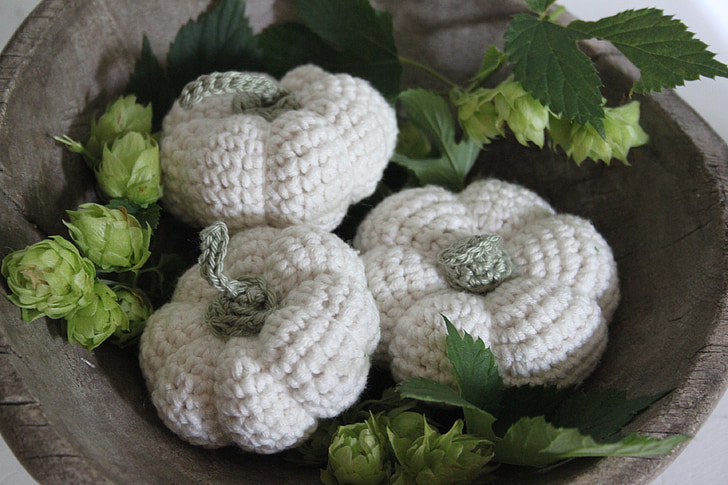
[1,0,727,483]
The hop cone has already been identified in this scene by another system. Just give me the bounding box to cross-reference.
[321,413,391,485]
[455,89,505,146]
[457,80,550,148]
[86,95,153,165]
[108,285,153,347]
[65,203,152,272]
[96,132,162,207]
[66,281,128,350]
[1,236,96,322]
[388,417,494,485]
[549,100,649,164]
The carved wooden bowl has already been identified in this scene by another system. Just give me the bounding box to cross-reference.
[1,1,727,483]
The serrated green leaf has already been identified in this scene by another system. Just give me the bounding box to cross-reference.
[126,0,262,128]
[543,428,689,460]
[496,384,571,433]
[504,14,605,134]
[126,36,173,130]
[166,0,262,97]
[291,0,401,96]
[444,316,503,413]
[568,8,728,93]
[257,23,341,78]
[393,89,480,191]
[495,416,688,467]
[525,0,556,15]
[396,377,476,410]
[548,388,668,442]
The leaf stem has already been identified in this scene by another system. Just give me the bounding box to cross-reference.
[546,5,567,22]
[53,135,100,167]
[398,55,460,89]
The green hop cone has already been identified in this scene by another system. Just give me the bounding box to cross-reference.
[386,411,428,442]
[1,236,96,322]
[66,281,128,350]
[108,285,153,347]
[86,95,153,165]
[491,79,550,148]
[321,413,391,485]
[457,80,550,148]
[455,89,505,146]
[96,132,162,207]
[64,203,152,273]
[549,100,649,165]
[387,417,494,485]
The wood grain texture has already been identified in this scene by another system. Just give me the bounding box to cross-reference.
[1,0,727,483]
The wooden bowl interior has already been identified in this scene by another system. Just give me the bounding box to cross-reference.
[1,1,727,484]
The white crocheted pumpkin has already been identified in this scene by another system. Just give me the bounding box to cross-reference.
[139,223,380,453]
[354,179,619,388]
[160,64,398,232]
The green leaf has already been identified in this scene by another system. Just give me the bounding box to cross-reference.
[467,46,508,88]
[107,199,161,231]
[462,407,498,442]
[496,385,571,433]
[504,14,605,134]
[291,0,401,96]
[126,0,262,128]
[495,416,689,467]
[396,377,498,441]
[568,8,728,93]
[547,388,668,442]
[396,377,476,411]
[543,429,690,460]
[166,0,262,97]
[444,316,503,413]
[525,0,556,15]
[257,23,342,78]
[392,89,480,191]
[126,36,173,130]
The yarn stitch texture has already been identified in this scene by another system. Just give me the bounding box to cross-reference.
[353,179,620,388]
[160,64,398,233]
[199,221,279,339]
[139,225,380,453]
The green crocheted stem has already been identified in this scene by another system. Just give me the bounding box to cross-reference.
[179,72,301,121]
[437,234,514,294]
[199,221,278,339]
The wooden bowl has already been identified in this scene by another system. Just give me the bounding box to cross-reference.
[1,1,727,483]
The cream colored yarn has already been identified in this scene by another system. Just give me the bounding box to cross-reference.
[139,225,380,453]
[354,179,619,388]
[160,64,398,232]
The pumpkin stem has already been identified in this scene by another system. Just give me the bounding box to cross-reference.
[178,72,301,121]
[198,221,278,339]
[437,234,515,294]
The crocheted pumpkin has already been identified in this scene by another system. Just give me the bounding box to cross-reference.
[139,223,380,453]
[159,64,398,232]
[354,179,619,388]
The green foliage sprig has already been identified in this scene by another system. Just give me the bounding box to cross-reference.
[397,317,689,467]
[2,95,172,350]
[125,0,728,191]
[296,316,689,481]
